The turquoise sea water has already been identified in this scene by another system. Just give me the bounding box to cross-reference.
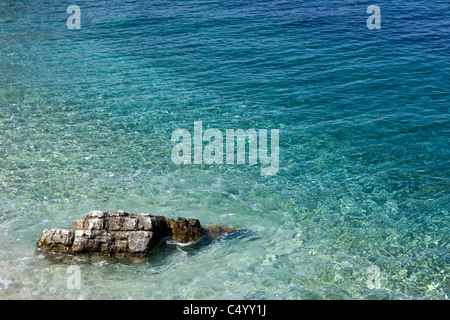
[0,0,449,299]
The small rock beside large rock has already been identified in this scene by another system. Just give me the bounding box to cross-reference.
[36,210,234,258]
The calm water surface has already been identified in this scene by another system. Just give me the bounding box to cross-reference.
[0,0,448,299]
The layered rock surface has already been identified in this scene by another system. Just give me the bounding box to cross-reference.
[36,210,233,257]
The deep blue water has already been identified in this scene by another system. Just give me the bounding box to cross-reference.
[0,0,448,299]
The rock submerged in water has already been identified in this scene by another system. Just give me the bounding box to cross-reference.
[36,210,234,258]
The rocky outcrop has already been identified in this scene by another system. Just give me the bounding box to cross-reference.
[36,210,234,257]
[36,210,168,257]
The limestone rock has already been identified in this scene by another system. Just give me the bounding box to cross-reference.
[37,210,168,257]
[36,228,74,252]
[36,210,236,258]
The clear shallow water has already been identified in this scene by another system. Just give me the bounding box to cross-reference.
[0,0,449,299]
